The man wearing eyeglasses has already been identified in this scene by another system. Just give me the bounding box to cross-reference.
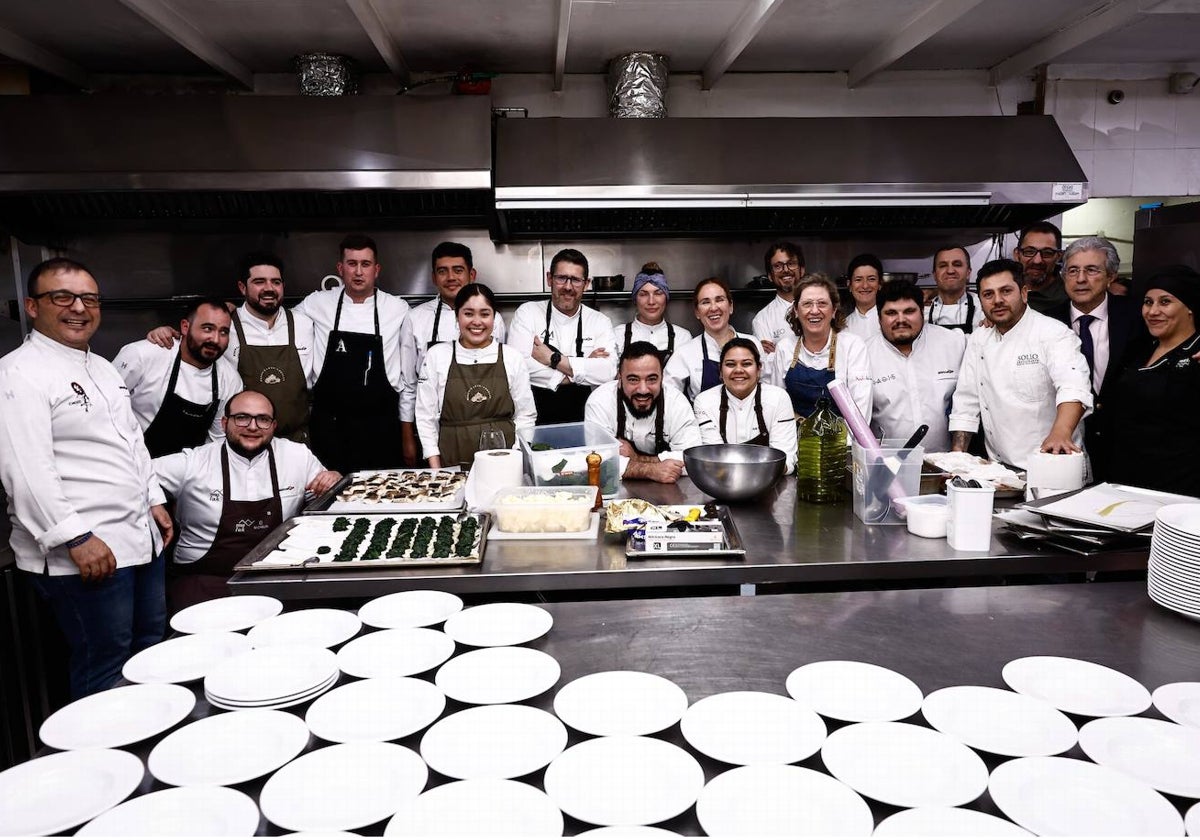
[752,242,805,356]
[153,389,340,610]
[0,257,173,698]
[1014,221,1069,315]
[508,248,618,425]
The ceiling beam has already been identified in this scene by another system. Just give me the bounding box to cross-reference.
[702,0,787,90]
[848,0,986,88]
[989,0,1169,84]
[113,0,253,88]
[0,24,89,89]
[345,0,410,84]
[553,0,572,92]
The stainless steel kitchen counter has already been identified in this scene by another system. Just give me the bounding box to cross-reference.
[228,477,1148,602]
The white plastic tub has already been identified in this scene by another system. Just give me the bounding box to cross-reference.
[895,494,950,539]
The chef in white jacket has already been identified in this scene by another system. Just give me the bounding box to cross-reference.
[0,257,173,699]
[842,253,884,341]
[114,298,243,458]
[949,259,1093,469]
[752,242,805,356]
[508,248,618,425]
[585,342,702,483]
[666,277,765,402]
[613,262,692,359]
[693,338,797,474]
[400,242,506,465]
[154,390,340,611]
[866,279,966,452]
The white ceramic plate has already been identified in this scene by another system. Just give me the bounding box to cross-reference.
[574,829,682,838]
[306,677,445,743]
[921,685,1078,757]
[259,742,427,832]
[680,691,826,765]
[39,683,195,750]
[171,595,283,634]
[1186,802,1200,837]
[989,756,1184,837]
[821,721,989,808]
[383,779,563,836]
[246,608,362,649]
[1153,682,1200,729]
[149,708,310,786]
[336,627,455,678]
[785,660,923,722]
[1157,503,1200,535]
[1002,656,1151,717]
[553,671,689,736]
[696,764,873,836]
[204,645,337,704]
[434,646,561,705]
[1079,716,1200,798]
[358,590,464,629]
[0,748,144,835]
[77,786,260,836]
[441,602,553,647]
[543,736,704,827]
[206,671,337,711]
[873,807,1031,837]
[122,631,250,684]
[419,704,567,780]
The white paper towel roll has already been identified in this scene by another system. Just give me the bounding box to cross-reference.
[466,449,524,510]
[1026,451,1085,499]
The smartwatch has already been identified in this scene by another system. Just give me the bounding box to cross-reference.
[549,351,562,371]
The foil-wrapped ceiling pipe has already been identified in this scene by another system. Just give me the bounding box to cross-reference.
[294,53,359,96]
[607,53,669,118]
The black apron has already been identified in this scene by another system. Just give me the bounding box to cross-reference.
[784,332,838,419]
[438,343,517,470]
[230,309,310,443]
[624,321,677,362]
[927,295,976,334]
[142,350,219,458]
[309,292,404,472]
[532,300,593,426]
[719,385,770,446]
[168,446,282,613]
[427,298,450,349]
[616,390,668,456]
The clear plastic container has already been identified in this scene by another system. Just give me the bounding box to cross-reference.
[852,439,925,524]
[518,422,621,495]
[490,486,596,533]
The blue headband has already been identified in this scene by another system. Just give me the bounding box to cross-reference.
[632,271,670,299]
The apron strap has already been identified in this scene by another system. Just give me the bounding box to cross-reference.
[430,298,444,346]
[718,386,730,444]
[828,331,838,371]
[753,383,768,437]
[616,391,667,454]
[667,323,675,354]
[331,291,381,336]
[221,442,280,502]
[230,308,249,349]
[284,308,295,345]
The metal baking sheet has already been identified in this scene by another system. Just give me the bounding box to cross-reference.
[625,505,746,559]
[1018,483,1200,534]
[303,468,466,514]
[234,512,489,572]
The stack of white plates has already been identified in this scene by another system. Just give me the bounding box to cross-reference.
[1148,504,1200,620]
[204,645,338,710]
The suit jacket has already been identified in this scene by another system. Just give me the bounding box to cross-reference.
[1048,293,1145,481]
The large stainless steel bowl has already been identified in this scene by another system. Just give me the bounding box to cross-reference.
[683,444,786,502]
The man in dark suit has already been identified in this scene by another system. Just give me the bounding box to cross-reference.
[1050,236,1145,483]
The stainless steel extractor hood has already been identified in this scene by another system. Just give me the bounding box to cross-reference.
[0,95,493,243]
[492,115,1088,242]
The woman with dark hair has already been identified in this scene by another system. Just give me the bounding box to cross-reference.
[415,283,536,469]
[843,253,883,341]
[664,276,763,402]
[771,273,872,420]
[693,338,797,473]
[613,262,693,361]
[1105,266,1200,496]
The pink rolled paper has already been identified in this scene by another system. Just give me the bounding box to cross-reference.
[828,378,878,453]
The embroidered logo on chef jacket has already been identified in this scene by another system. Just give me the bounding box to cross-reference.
[259,366,286,385]
[466,384,492,404]
[69,382,91,412]
[873,373,897,385]
[1016,353,1041,366]
[335,340,347,353]
[209,489,222,501]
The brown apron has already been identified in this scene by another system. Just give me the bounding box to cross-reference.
[719,384,770,446]
[438,343,517,470]
[230,308,310,443]
[168,445,283,613]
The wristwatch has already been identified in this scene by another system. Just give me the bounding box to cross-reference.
[549,351,562,370]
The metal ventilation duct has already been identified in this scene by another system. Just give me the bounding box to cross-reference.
[608,53,669,118]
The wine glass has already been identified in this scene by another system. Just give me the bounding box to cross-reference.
[479,429,507,452]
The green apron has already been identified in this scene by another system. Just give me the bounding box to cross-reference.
[438,343,517,470]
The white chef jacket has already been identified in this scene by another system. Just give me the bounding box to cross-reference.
[0,330,166,575]
[927,292,984,330]
[154,438,324,565]
[226,303,317,388]
[112,340,243,442]
[949,308,1093,469]
[693,383,798,474]
[507,301,618,389]
[613,319,693,356]
[414,340,537,459]
[771,330,874,422]
[665,331,766,401]
[751,294,792,355]
[399,296,508,423]
[293,289,409,392]
[843,307,882,341]
[584,380,702,476]
[866,324,967,452]
[1070,296,1111,393]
